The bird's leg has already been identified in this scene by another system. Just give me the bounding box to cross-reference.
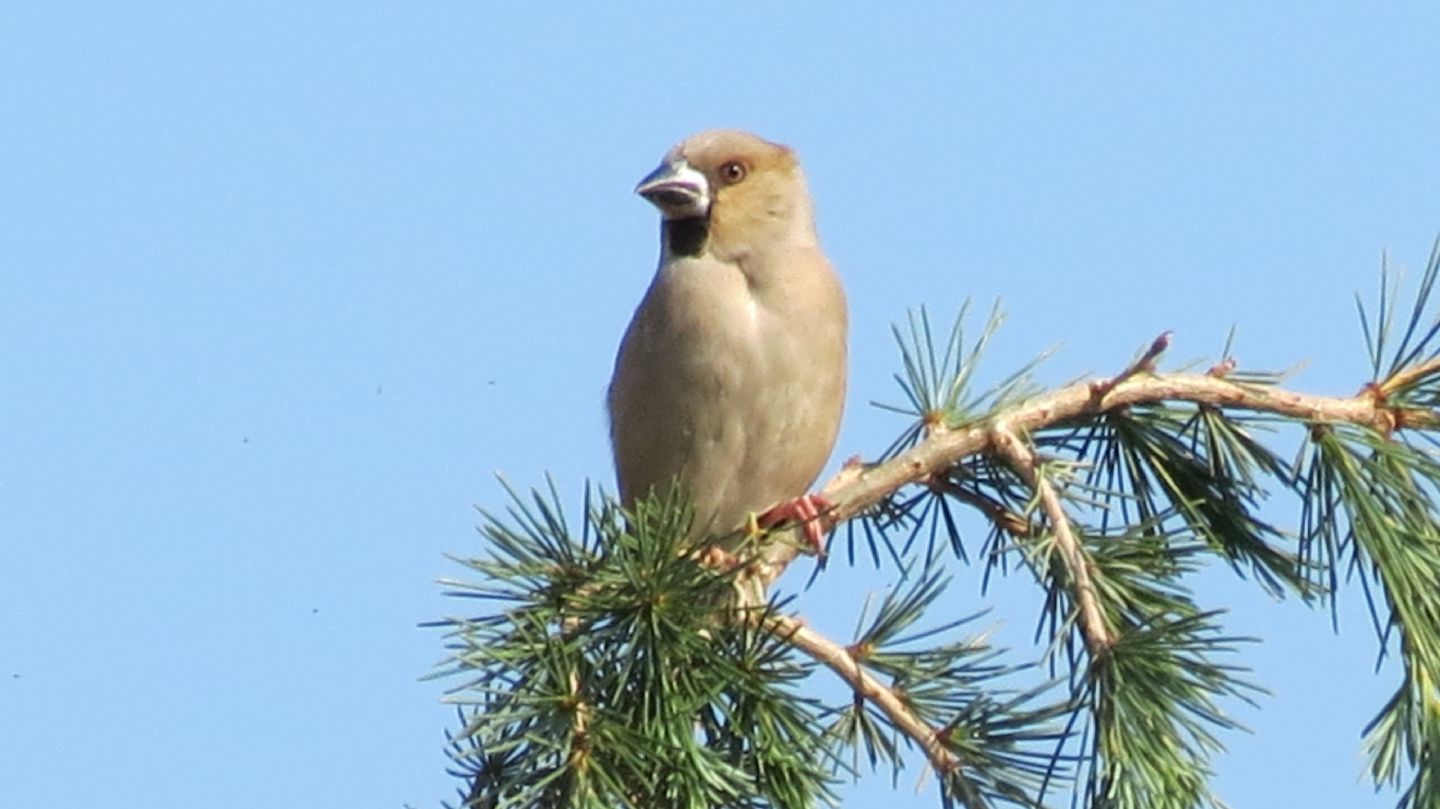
[758,493,833,556]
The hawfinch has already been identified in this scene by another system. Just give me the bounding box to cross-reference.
[607,130,847,553]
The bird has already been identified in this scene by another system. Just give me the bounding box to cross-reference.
[607,129,847,554]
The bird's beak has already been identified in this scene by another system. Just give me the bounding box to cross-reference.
[635,158,710,220]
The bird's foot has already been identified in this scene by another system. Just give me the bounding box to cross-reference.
[758,493,833,557]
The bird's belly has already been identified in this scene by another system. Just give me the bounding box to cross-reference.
[656,316,841,537]
[610,254,845,541]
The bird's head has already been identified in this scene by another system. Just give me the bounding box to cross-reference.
[636,129,818,262]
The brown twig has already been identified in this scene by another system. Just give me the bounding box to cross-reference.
[926,476,1031,538]
[991,426,1114,656]
[764,612,961,777]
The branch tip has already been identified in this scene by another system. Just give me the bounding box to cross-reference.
[1094,330,1174,396]
[1207,357,1237,378]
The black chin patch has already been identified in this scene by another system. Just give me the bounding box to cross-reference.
[664,216,708,258]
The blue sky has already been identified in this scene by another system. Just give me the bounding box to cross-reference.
[3,3,1439,807]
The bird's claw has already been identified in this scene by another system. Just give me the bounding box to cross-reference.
[758,493,833,557]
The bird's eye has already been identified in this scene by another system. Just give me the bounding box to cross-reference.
[719,161,747,185]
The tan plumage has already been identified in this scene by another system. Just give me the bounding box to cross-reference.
[608,130,847,547]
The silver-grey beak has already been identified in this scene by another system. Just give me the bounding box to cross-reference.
[635,158,710,220]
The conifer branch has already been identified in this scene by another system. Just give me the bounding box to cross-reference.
[760,369,1440,586]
